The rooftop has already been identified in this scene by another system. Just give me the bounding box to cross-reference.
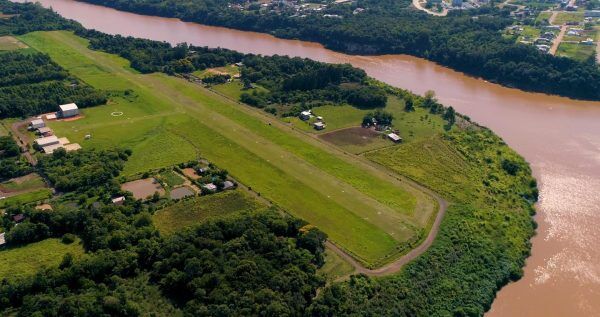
[59,103,78,111]
[35,135,59,146]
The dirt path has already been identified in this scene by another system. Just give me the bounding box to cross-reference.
[548,11,558,25]
[327,188,447,280]
[412,0,448,17]
[550,25,567,55]
[10,119,36,165]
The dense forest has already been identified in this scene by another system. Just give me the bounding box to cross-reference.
[0,204,327,315]
[0,51,107,118]
[37,148,131,193]
[76,0,600,100]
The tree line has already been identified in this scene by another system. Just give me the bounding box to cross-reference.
[0,51,106,119]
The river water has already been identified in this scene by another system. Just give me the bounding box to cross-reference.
[16,0,600,315]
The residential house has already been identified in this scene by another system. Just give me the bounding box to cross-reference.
[313,122,326,130]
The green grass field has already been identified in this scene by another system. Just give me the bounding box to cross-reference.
[153,190,264,235]
[0,173,46,192]
[0,188,52,208]
[158,170,185,187]
[535,12,552,24]
[19,31,438,266]
[556,42,596,61]
[554,12,584,25]
[0,238,84,280]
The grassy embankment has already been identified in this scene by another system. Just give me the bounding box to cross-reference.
[0,238,84,280]
[315,127,537,315]
[19,30,438,267]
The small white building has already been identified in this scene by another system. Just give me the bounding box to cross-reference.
[313,122,326,130]
[223,180,235,190]
[387,133,403,143]
[30,119,45,129]
[35,135,60,147]
[0,232,5,246]
[112,196,126,205]
[203,183,217,192]
[299,110,312,121]
[45,113,57,120]
[59,103,79,118]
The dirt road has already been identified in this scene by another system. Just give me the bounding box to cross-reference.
[550,25,567,55]
[412,0,448,17]
[10,119,37,165]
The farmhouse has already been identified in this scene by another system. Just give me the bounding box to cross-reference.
[37,127,53,137]
[387,133,403,143]
[29,119,45,129]
[58,103,79,118]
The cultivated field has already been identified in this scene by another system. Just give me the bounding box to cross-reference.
[19,31,440,266]
[0,238,84,280]
[121,178,165,200]
[153,190,264,235]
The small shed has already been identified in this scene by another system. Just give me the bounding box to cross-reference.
[42,143,64,154]
[59,103,79,118]
[35,135,60,147]
[313,122,326,130]
[203,183,217,192]
[30,119,45,129]
[45,113,57,120]
[223,180,235,190]
[37,127,53,136]
[112,196,126,205]
[299,110,312,121]
[387,133,403,143]
[64,143,82,152]
[0,233,5,246]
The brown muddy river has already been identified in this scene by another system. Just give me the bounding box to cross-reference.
[16,0,600,315]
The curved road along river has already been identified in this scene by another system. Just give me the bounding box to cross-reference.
[15,0,600,315]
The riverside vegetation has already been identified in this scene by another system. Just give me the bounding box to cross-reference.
[0,1,537,315]
[76,0,600,101]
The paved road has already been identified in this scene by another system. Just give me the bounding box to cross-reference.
[412,0,448,17]
[326,184,448,281]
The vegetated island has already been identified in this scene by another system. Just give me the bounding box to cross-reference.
[73,0,600,101]
[0,1,537,316]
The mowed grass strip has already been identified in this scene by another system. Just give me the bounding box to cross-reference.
[20,31,436,265]
[0,238,84,280]
[153,191,264,235]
